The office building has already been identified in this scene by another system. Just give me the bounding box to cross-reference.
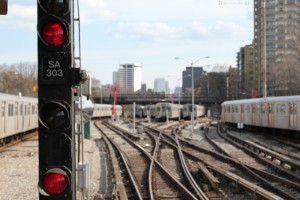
[154,78,169,93]
[117,63,142,92]
[182,67,205,93]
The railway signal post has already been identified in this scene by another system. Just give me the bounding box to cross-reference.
[0,0,7,15]
[37,1,79,199]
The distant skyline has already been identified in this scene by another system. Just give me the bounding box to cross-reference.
[0,0,254,90]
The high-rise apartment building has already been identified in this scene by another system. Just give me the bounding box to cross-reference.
[254,0,300,96]
[237,44,255,97]
[117,63,142,92]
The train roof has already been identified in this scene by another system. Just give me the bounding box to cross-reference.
[94,104,122,108]
[0,92,37,102]
[222,95,300,105]
[183,104,204,107]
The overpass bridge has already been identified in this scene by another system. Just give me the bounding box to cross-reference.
[92,93,230,105]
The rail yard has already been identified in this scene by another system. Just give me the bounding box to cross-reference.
[2,115,300,199]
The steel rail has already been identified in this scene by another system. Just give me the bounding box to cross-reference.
[211,125,300,199]
[159,129,282,200]
[217,125,300,181]
[95,122,144,200]
[103,121,199,200]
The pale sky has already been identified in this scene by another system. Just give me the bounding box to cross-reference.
[0,0,253,90]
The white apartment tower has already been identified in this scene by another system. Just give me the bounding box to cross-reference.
[118,63,142,92]
[254,0,300,96]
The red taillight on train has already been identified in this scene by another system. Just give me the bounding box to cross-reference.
[42,22,66,47]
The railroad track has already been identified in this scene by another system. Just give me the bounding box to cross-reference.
[97,120,203,200]
[241,132,300,161]
[205,124,300,199]
[95,121,147,199]
[0,130,38,152]
[145,127,208,200]
[94,119,298,199]
[151,126,278,199]
[218,125,300,175]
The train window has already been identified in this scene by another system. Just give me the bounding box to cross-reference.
[231,106,234,113]
[235,106,239,112]
[25,105,27,115]
[32,105,35,115]
[252,105,256,113]
[281,104,286,114]
[261,104,266,114]
[8,104,14,116]
[227,106,230,112]
[245,105,250,113]
[20,105,23,115]
[27,105,30,115]
[276,104,286,114]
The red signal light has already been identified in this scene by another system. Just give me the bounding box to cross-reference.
[42,22,66,46]
[38,168,70,196]
[42,171,68,195]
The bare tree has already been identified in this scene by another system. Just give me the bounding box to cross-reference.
[0,63,37,97]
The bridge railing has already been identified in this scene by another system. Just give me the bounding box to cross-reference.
[93,93,236,105]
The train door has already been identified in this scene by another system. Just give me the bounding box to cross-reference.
[289,102,296,128]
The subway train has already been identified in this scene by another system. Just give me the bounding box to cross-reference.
[0,93,38,145]
[80,97,122,119]
[155,102,182,120]
[221,95,300,134]
[182,104,206,119]
[145,104,157,118]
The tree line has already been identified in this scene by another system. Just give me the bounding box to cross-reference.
[0,63,37,97]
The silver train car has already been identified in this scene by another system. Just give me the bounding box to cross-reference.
[145,104,156,118]
[136,105,147,118]
[93,104,122,118]
[182,104,206,119]
[155,102,182,120]
[221,95,300,133]
[84,103,122,119]
[0,93,38,145]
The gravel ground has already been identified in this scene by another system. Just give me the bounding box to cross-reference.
[0,128,101,200]
[0,136,39,200]
[0,120,206,200]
